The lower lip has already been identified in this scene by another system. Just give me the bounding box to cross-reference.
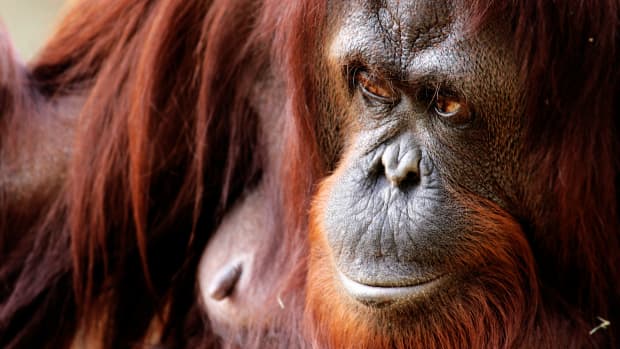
[338,271,444,305]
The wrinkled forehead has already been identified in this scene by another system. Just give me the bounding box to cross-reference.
[325,0,521,139]
[327,0,478,70]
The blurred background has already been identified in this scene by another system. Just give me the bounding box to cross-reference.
[0,0,66,61]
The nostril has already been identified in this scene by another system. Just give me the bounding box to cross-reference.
[381,148,421,189]
[400,170,420,189]
[385,166,420,189]
[209,262,243,300]
[375,158,386,176]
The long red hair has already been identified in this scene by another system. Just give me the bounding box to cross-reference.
[0,0,618,348]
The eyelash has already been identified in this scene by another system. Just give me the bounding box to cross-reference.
[349,66,473,126]
[353,70,399,104]
[420,87,473,126]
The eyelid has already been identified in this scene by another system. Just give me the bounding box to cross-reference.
[353,69,400,104]
[433,93,472,126]
[347,65,472,125]
[416,86,473,126]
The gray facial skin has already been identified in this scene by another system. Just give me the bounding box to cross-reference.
[320,0,525,304]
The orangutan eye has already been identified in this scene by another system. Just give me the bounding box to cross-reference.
[434,94,472,125]
[354,70,399,104]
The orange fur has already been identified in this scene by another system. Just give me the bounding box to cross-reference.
[306,175,541,348]
[1,0,618,347]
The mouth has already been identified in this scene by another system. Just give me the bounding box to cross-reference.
[338,271,445,306]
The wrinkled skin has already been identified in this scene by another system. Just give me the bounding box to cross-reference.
[318,0,524,302]
[0,0,620,349]
[301,3,542,347]
[199,1,534,344]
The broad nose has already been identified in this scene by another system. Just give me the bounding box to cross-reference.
[379,134,421,189]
